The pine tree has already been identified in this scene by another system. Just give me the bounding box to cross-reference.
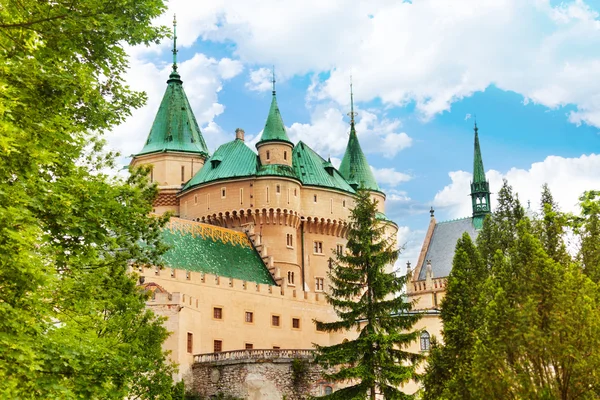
[313,190,422,400]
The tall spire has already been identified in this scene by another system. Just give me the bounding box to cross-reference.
[339,78,380,192]
[470,120,491,228]
[168,14,181,83]
[172,14,178,72]
[134,15,209,158]
[257,66,292,146]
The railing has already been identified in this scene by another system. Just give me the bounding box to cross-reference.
[194,348,315,364]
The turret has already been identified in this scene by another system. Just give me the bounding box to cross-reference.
[256,69,294,167]
[129,15,209,215]
[470,121,491,229]
[339,80,384,210]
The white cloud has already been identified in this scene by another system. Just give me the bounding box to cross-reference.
[433,154,600,219]
[286,105,411,159]
[371,167,411,187]
[161,0,600,128]
[246,67,273,92]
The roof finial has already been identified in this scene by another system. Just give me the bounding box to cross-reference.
[474,114,478,133]
[348,76,357,125]
[430,206,435,217]
[172,14,178,72]
[272,65,276,96]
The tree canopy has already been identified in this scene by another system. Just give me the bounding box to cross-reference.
[0,0,176,397]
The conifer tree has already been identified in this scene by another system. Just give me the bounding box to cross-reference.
[314,190,422,400]
[422,233,486,400]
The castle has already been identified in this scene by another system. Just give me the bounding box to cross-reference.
[131,20,491,398]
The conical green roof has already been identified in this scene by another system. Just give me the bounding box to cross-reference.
[473,122,486,184]
[136,70,209,157]
[339,123,380,192]
[257,93,292,146]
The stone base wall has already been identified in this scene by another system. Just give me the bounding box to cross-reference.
[191,358,334,400]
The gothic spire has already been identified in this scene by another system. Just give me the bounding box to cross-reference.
[470,121,491,228]
[135,15,209,157]
[257,66,293,145]
[339,79,380,192]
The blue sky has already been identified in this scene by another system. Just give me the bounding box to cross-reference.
[109,0,600,265]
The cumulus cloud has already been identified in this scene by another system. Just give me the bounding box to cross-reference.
[159,0,600,128]
[433,154,600,219]
[246,67,273,92]
[371,167,411,187]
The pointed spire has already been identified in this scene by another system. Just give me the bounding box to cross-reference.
[470,120,491,227]
[257,66,293,146]
[168,14,181,83]
[134,15,209,158]
[339,79,380,192]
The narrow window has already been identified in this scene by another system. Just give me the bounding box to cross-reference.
[284,151,287,160]
[343,200,346,208]
[315,277,324,291]
[266,187,270,203]
[213,307,223,320]
[292,318,300,329]
[245,311,254,323]
[266,150,270,160]
[314,194,317,203]
[240,188,244,205]
[420,331,431,351]
[294,188,297,196]
[213,340,222,353]
[433,292,438,307]
[314,241,323,254]
[150,168,154,183]
[287,271,295,285]
[187,332,193,353]
[287,188,290,204]
[276,185,281,194]
[330,198,333,213]
[336,244,343,255]
[245,343,253,350]
[221,187,226,198]
[272,315,280,327]
[181,165,185,182]
[194,194,198,205]
[207,194,210,210]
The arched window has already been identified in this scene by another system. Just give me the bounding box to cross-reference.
[325,386,333,395]
[420,331,431,351]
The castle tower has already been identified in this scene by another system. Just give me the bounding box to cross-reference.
[256,69,294,167]
[470,121,491,229]
[339,81,385,211]
[130,16,209,215]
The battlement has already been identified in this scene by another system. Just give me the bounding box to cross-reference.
[410,277,447,294]
[137,266,327,304]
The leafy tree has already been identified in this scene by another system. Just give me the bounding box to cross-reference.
[422,233,486,400]
[313,190,422,400]
[0,0,176,398]
[579,191,600,283]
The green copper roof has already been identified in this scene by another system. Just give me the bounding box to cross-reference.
[339,124,380,192]
[136,71,209,157]
[182,139,257,190]
[293,141,355,194]
[160,218,275,285]
[257,93,293,146]
[473,122,486,184]
[256,164,299,180]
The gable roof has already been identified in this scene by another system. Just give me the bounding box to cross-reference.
[293,141,356,194]
[417,217,479,280]
[160,218,275,285]
[136,71,209,157]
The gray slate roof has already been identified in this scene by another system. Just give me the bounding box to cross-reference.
[418,217,479,280]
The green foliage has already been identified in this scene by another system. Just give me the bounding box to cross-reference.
[313,190,422,399]
[291,358,309,387]
[0,0,177,398]
[424,182,600,400]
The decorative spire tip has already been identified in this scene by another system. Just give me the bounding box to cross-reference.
[272,65,276,96]
[172,14,178,72]
[348,76,357,124]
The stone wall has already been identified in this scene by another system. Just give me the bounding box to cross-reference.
[190,354,334,400]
